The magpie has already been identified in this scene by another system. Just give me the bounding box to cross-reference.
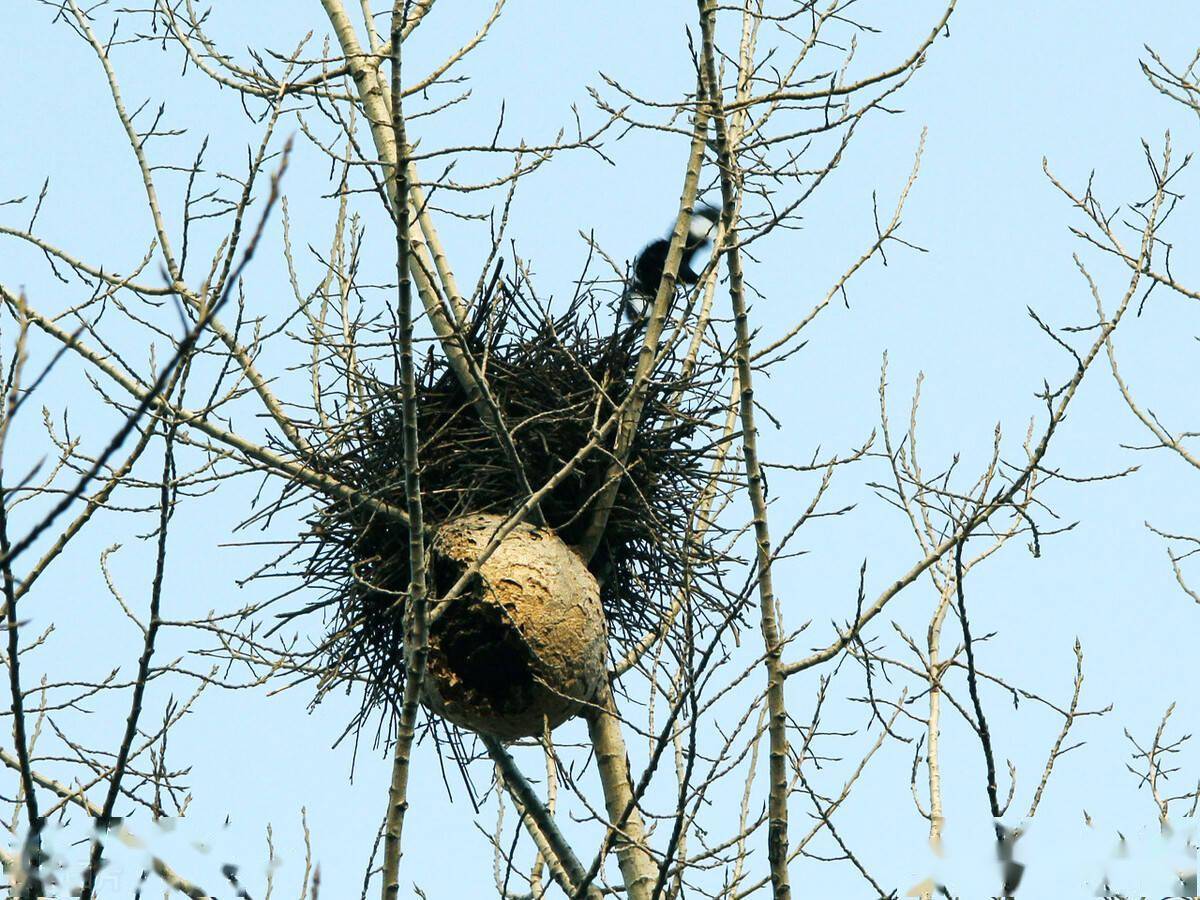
[621,204,720,325]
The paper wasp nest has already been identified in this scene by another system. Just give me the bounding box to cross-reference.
[418,513,607,740]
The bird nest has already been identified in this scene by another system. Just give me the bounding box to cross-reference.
[283,283,735,730]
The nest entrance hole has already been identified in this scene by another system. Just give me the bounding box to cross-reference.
[428,554,536,718]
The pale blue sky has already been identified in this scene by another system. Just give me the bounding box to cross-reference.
[2,2,1198,897]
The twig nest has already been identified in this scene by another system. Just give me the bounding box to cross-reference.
[419,513,607,740]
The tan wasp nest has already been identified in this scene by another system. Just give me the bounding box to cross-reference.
[417,513,607,741]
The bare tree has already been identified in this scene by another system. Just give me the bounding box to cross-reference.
[1,2,1196,898]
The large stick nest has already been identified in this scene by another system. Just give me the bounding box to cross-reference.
[286,280,737,724]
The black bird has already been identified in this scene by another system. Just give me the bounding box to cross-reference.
[622,205,720,325]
